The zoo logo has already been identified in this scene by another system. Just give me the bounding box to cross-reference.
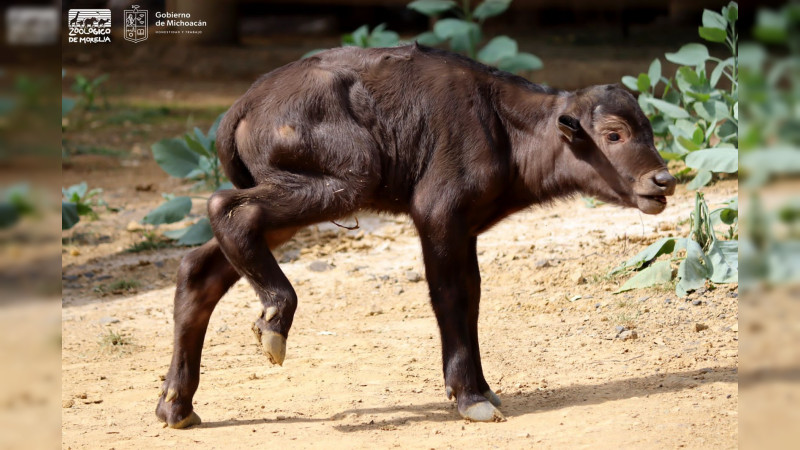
[124,5,148,43]
[67,9,111,43]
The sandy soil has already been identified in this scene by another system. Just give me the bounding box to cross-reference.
[62,169,738,448]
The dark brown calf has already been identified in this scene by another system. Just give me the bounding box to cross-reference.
[156,44,676,428]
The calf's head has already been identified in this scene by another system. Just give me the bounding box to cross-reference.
[556,84,676,214]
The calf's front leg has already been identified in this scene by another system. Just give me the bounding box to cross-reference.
[416,223,505,422]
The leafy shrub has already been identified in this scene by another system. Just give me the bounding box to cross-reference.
[613,192,738,296]
[62,182,114,230]
[143,113,229,246]
[409,0,542,73]
[71,73,109,111]
[0,184,36,229]
[305,1,542,75]
[304,24,400,58]
[621,2,738,190]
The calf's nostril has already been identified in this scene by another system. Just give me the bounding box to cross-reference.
[653,171,676,190]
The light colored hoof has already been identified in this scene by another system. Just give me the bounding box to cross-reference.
[168,411,201,429]
[461,401,506,422]
[252,323,286,366]
[483,389,502,407]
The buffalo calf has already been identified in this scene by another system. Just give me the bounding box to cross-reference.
[156,44,676,428]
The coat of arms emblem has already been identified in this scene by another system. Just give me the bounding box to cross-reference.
[123,5,147,43]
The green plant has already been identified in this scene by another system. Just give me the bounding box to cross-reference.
[62,182,115,230]
[71,73,109,111]
[304,1,541,75]
[126,231,173,253]
[621,2,738,190]
[409,0,542,73]
[94,279,140,295]
[144,113,229,246]
[612,192,738,297]
[303,23,400,58]
[61,70,76,118]
[0,183,36,229]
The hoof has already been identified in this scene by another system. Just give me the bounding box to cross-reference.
[252,323,286,366]
[483,389,502,407]
[167,411,202,429]
[446,386,454,400]
[460,400,506,422]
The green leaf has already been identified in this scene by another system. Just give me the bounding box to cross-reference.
[62,202,80,230]
[62,97,76,117]
[611,237,677,274]
[708,240,738,283]
[637,73,651,93]
[433,19,478,39]
[184,133,212,158]
[497,52,542,73]
[702,9,727,29]
[678,136,701,151]
[152,138,202,178]
[710,57,734,87]
[408,0,456,16]
[685,148,738,173]
[754,10,788,44]
[416,31,444,46]
[367,24,400,47]
[687,169,712,190]
[676,239,710,297]
[717,120,737,141]
[648,59,661,88]
[301,49,326,59]
[694,100,729,123]
[167,218,214,246]
[644,98,690,119]
[616,261,674,293]
[665,43,710,67]
[63,182,88,201]
[473,0,512,21]
[217,181,234,191]
[726,2,738,23]
[143,196,192,226]
[208,112,225,141]
[621,75,639,91]
[0,203,19,229]
[699,27,728,43]
[477,36,517,64]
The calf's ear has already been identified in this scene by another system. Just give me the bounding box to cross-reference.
[557,115,581,142]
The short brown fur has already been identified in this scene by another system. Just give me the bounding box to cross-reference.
[156,44,676,427]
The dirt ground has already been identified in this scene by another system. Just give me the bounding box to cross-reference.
[61,153,738,448]
[61,44,738,447]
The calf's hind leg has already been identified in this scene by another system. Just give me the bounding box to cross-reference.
[208,175,361,366]
[156,238,240,429]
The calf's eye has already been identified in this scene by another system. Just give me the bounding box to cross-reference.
[607,132,621,142]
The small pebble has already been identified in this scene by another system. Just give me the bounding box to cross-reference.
[99,316,120,325]
[394,286,405,295]
[692,300,702,306]
[618,330,638,341]
[406,271,422,283]
[695,323,709,332]
[664,298,672,304]
[308,261,333,272]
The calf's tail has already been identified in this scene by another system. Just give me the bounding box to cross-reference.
[215,102,256,190]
